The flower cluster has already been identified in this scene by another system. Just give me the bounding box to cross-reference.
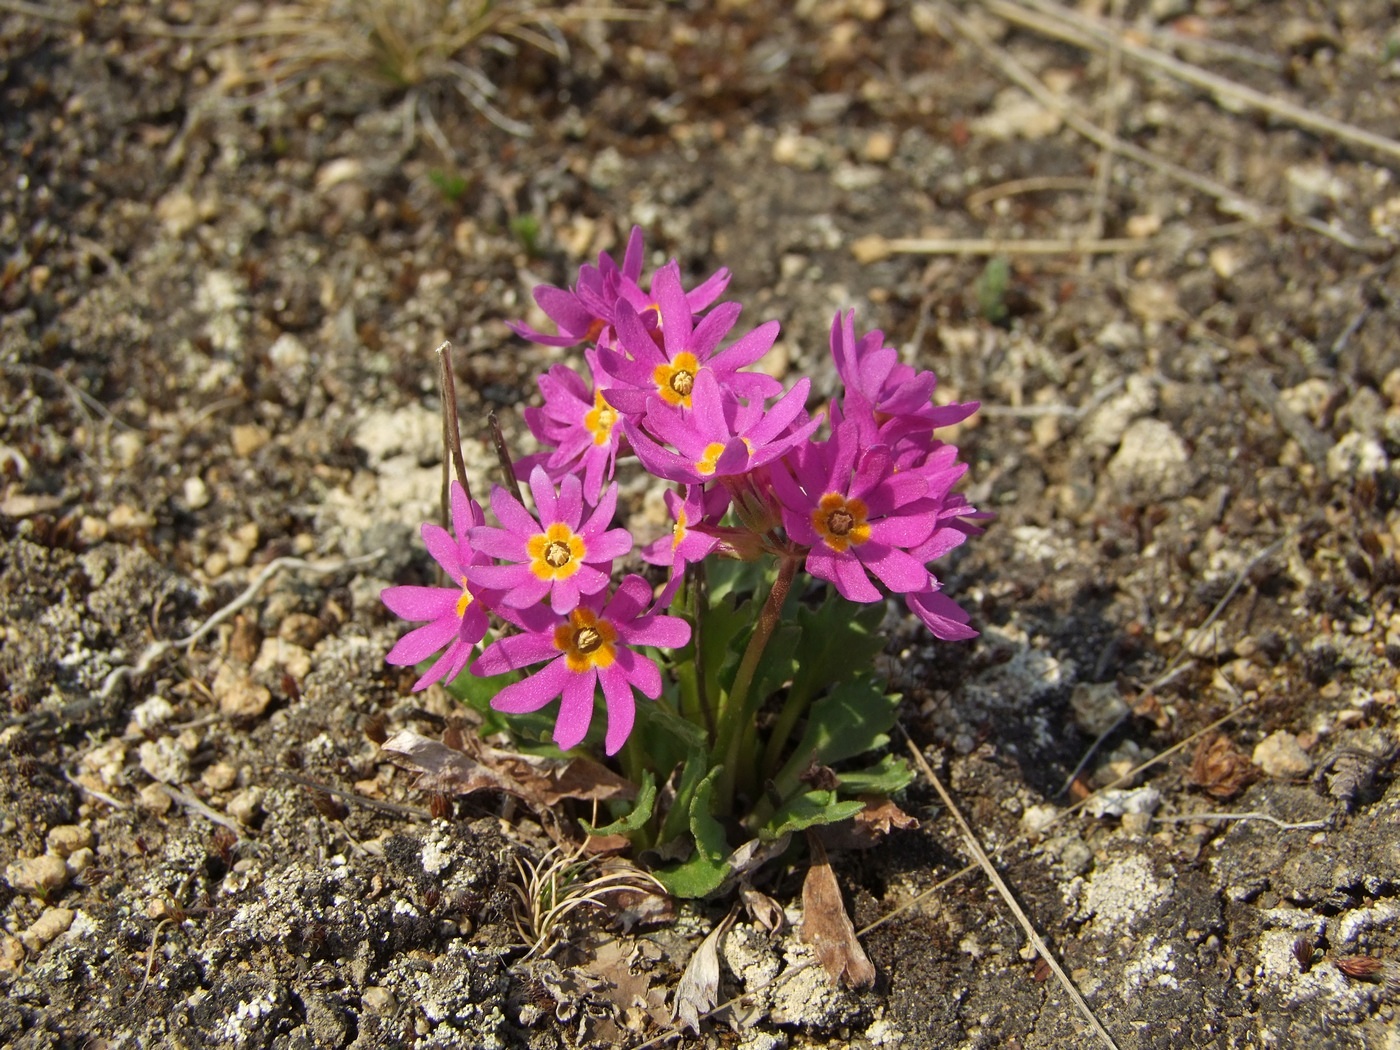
[384,227,983,757]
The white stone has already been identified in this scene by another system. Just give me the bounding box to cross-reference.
[1252,731,1312,778]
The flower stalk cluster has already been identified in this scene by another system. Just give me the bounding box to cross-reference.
[383,227,985,894]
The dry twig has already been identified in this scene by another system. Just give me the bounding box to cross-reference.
[904,736,1122,1050]
[990,0,1400,166]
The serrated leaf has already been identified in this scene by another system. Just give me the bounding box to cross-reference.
[787,595,885,710]
[780,677,900,778]
[835,754,915,795]
[762,791,868,841]
[584,771,657,837]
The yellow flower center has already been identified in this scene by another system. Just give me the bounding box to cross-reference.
[553,607,618,673]
[653,351,701,408]
[455,575,473,618]
[583,388,618,447]
[672,507,689,551]
[695,441,726,476]
[527,522,587,581]
[811,493,871,553]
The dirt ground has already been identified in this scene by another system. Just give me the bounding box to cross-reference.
[2,1,1399,1047]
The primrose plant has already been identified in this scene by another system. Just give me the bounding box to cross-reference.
[383,228,984,897]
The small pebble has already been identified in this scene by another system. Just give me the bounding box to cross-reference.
[227,787,264,826]
[230,424,271,458]
[202,761,239,792]
[139,737,191,785]
[45,825,93,859]
[213,664,272,719]
[1252,731,1312,778]
[183,476,211,510]
[19,908,74,953]
[362,987,396,1013]
[138,782,173,815]
[65,848,94,876]
[5,854,70,897]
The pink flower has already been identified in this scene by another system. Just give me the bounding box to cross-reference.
[471,575,692,754]
[641,485,727,571]
[381,483,496,690]
[597,262,781,417]
[469,466,633,614]
[508,226,731,351]
[508,226,647,348]
[829,309,978,445]
[772,420,941,603]
[624,369,820,485]
[519,354,624,503]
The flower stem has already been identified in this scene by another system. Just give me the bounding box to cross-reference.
[711,553,799,812]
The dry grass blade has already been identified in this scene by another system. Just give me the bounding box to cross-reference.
[990,0,1400,166]
[508,841,666,959]
[853,234,1154,263]
[925,1,1268,222]
[904,737,1123,1050]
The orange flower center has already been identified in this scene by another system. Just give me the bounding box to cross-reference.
[811,493,871,553]
[653,351,701,408]
[553,607,618,673]
[527,523,587,581]
[455,575,474,618]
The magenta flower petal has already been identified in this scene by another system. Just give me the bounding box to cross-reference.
[598,665,636,755]
[386,614,462,667]
[381,585,459,621]
[554,668,598,751]
[491,657,573,714]
[907,587,978,641]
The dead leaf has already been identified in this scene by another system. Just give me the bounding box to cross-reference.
[379,729,636,810]
[672,906,738,1034]
[584,938,672,1033]
[739,884,785,934]
[817,797,919,851]
[800,832,876,989]
[1190,733,1256,799]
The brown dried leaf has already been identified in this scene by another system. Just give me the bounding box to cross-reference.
[1190,733,1256,800]
[739,884,786,934]
[817,797,919,851]
[855,796,919,836]
[672,906,738,1034]
[379,729,635,811]
[800,832,876,989]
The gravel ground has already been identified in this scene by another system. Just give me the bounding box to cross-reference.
[2,1,1399,1048]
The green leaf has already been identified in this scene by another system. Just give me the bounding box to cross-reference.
[657,747,710,845]
[762,791,868,841]
[836,754,915,796]
[699,591,751,702]
[653,768,731,898]
[787,595,885,710]
[705,556,775,604]
[771,677,901,801]
[583,771,657,837]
